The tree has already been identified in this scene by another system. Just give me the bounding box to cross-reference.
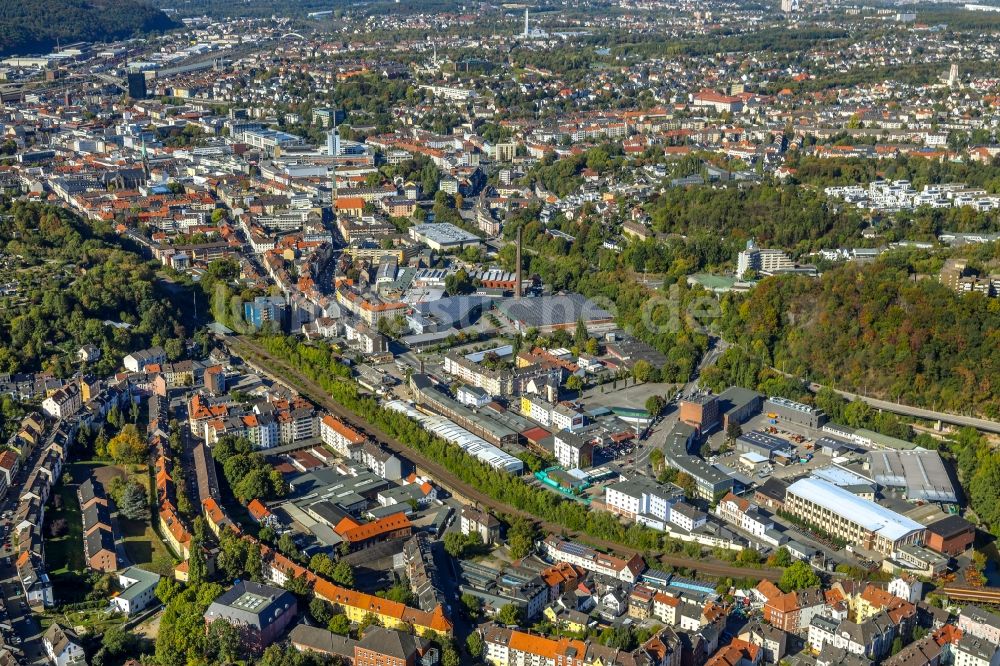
[462,592,482,620]
[188,545,208,585]
[770,547,792,568]
[441,642,461,666]
[496,603,523,626]
[278,532,301,560]
[506,518,537,559]
[115,479,148,520]
[48,518,67,537]
[309,597,333,625]
[632,360,652,383]
[328,614,351,636]
[675,472,697,498]
[101,625,136,657]
[156,577,182,604]
[565,374,584,392]
[645,395,665,417]
[726,420,742,443]
[107,424,146,465]
[466,632,484,659]
[779,560,821,592]
[331,560,355,587]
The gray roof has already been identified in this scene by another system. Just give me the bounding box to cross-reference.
[118,567,161,602]
[289,623,358,657]
[356,626,429,660]
[204,581,296,631]
[495,293,613,328]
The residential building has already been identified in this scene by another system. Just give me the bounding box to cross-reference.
[958,606,1000,645]
[460,505,501,545]
[42,384,82,419]
[204,581,298,652]
[540,536,646,584]
[953,635,1000,666]
[124,346,166,373]
[43,624,85,666]
[354,627,438,666]
[554,430,593,470]
[112,567,161,615]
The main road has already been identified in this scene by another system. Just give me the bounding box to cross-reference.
[223,334,783,582]
[804,382,1000,435]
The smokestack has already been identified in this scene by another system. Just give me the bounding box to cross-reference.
[515,227,523,299]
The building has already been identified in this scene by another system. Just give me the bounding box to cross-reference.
[354,626,438,666]
[494,294,616,335]
[554,430,593,470]
[127,71,148,99]
[718,387,764,432]
[204,581,298,652]
[662,422,735,500]
[953,635,1000,666]
[289,624,358,662]
[42,384,82,419]
[867,450,958,504]
[320,415,366,456]
[540,536,646,584]
[483,623,679,666]
[409,223,482,252]
[784,478,925,556]
[460,505,501,545]
[737,240,795,279]
[111,567,161,615]
[925,515,975,556]
[43,624,85,666]
[958,606,1000,645]
[605,476,684,530]
[124,346,167,373]
[693,89,744,113]
[244,296,288,331]
[764,397,827,428]
[679,395,720,432]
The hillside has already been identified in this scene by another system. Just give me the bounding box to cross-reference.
[0,0,177,56]
[715,255,1000,418]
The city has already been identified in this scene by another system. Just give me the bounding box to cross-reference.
[0,1,998,666]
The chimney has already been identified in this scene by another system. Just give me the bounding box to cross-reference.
[515,227,523,299]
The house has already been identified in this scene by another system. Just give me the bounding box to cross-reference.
[952,635,1000,666]
[112,567,162,615]
[289,624,358,662]
[42,384,82,419]
[738,625,787,664]
[77,344,101,364]
[354,626,439,666]
[460,505,501,545]
[457,385,492,408]
[84,527,119,572]
[248,499,279,529]
[204,581,298,652]
[77,477,108,512]
[43,624,85,666]
[0,450,20,499]
[124,346,167,373]
[958,606,1000,645]
[553,430,593,469]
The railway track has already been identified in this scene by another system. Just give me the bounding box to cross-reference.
[225,334,783,582]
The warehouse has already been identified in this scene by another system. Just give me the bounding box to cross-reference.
[867,449,958,504]
[784,477,925,556]
[663,422,735,500]
[718,386,764,431]
[408,223,483,251]
[735,431,796,461]
[494,294,615,334]
[385,400,523,474]
[764,396,827,428]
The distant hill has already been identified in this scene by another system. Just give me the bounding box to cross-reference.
[0,0,178,57]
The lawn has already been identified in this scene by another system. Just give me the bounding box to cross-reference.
[121,517,175,577]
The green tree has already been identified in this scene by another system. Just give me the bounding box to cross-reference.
[331,560,355,587]
[107,424,146,465]
[309,597,333,625]
[328,614,351,636]
[115,478,148,520]
[632,360,652,383]
[466,632,484,659]
[496,603,523,626]
[506,518,537,559]
[779,560,821,592]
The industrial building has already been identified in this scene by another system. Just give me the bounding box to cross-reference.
[764,396,827,428]
[385,401,522,474]
[718,386,764,431]
[736,431,796,461]
[494,294,616,335]
[679,395,720,432]
[408,222,483,251]
[784,478,925,556]
[867,449,958,504]
[662,422,735,500]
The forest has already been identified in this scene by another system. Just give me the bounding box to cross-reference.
[714,254,1000,418]
[0,199,187,376]
[0,0,177,56]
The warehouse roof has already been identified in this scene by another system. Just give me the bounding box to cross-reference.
[787,477,924,541]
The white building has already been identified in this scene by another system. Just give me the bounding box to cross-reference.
[42,384,82,419]
[540,536,645,584]
[43,624,85,666]
[111,567,161,615]
[737,239,795,279]
[954,635,1000,666]
[605,477,683,529]
[553,430,592,470]
[320,415,366,456]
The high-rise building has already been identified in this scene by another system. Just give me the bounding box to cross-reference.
[781,0,800,12]
[127,71,147,100]
[737,239,795,279]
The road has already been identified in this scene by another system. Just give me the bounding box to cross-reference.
[804,381,1000,435]
[224,334,783,582]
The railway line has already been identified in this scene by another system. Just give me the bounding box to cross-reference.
[223,334,784,582]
